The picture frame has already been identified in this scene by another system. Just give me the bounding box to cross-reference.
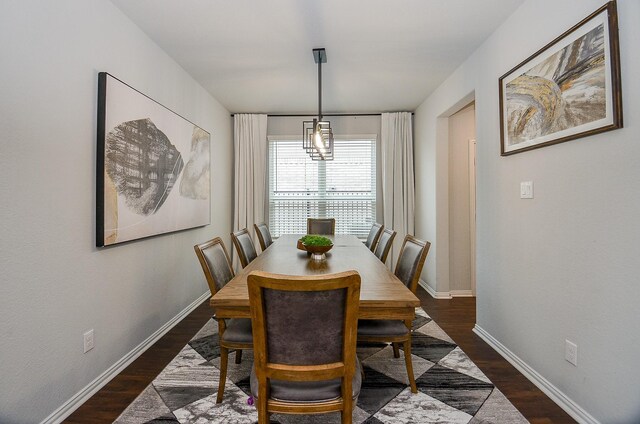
[499,1,622,156]
[97,72,211,246]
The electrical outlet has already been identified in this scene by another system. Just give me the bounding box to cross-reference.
[565,340,577,366]
[83,329,95,353]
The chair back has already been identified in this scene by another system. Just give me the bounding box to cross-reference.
[194,237,234,296]
[307,218,336,235]
[374,228,396,264]
[231,228,258,268]
[248,270,360,383]
[365,223,384,252]
[253,222,273,252]
[394,235,431,294]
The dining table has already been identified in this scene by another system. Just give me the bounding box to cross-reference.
[210,234,420,322]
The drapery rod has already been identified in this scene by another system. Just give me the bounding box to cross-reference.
[229,112,414,117]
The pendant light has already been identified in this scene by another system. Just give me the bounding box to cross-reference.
[303,48,334,161]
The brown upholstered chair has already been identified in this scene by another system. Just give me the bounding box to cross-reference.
[357,235,431,393]
[307,218,336,235]
[373,228,396,264]
[253,222,273,252]
[247,270,362,424]
[364,223,384,252]
[193,237,253,403]
[231,228,258,268]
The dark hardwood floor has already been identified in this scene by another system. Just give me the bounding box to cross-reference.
[65,289,575,423]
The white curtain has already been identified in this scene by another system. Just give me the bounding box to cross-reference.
[381,112,415,268]
[233,114,268,266]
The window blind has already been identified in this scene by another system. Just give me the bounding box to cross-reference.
[268,138,376,239]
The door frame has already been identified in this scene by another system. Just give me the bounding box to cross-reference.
[468,138,477,296]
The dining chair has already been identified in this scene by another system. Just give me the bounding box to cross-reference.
[373,228,396,264]
[307,217,336,235]
[247,270,362,424]
[253,222,273,252]
[357,235,431,393]
[231,228,258,268]
[193,237,253,403]
[364,222,384,252]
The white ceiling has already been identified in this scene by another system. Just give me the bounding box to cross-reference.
[110,0,524,114]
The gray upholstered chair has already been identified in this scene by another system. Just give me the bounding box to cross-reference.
[231,228,258,268]
[373,228,396,264]
[307,218,336,235]
[193,237,253,403]
[364,223,384,252]
[247,270,362,424]
[357,235,431,394]
[253,222,273,252]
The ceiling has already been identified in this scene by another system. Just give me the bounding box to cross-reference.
[110,0,525,114]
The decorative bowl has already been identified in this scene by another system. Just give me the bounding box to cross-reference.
[302,243,333,261]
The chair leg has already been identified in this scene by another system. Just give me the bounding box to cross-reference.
[342,381,353,424]
[257,405,269,424]
[258,383,269,424]
[341,407,353,424]
[235,349,243,364]
[217,346,229,403]
[403,339,417,393]
[392,342,400,358]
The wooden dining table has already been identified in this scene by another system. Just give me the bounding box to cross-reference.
[210,234,420,321]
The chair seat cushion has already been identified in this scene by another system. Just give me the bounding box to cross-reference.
[357,320,410,337]
[250,358,362,403]
[220,318,253,344]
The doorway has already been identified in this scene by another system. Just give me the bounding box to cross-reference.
[448,102,476,296]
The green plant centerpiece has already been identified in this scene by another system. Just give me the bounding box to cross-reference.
[300,235,332,246]
[299,235,333,261]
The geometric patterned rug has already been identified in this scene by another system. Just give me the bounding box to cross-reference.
[115,308,528,423]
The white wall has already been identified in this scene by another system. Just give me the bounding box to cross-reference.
[414,0,640,422]
[0,1,233,422]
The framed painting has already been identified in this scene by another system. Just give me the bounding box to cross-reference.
[499,1,622,156]
[97,72,210,246]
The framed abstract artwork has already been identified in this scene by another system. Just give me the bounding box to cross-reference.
[97,72,210,246]
[499,1,622,156]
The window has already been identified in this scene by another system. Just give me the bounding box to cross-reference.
[268,136,376,239]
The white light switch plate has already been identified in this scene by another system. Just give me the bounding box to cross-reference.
[520,181,533,199]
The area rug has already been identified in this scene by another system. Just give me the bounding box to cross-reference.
[115,308,528,423]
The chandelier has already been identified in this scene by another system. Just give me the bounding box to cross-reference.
[303,48,334,161]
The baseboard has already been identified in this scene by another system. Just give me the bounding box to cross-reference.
[41,292,210,424]
[450,289,474,297]
[418,280,474,299]
[473,324,600,424]
[418,279,452,299]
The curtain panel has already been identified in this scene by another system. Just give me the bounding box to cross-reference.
[381,112,415,268]
[233,114,268,267]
